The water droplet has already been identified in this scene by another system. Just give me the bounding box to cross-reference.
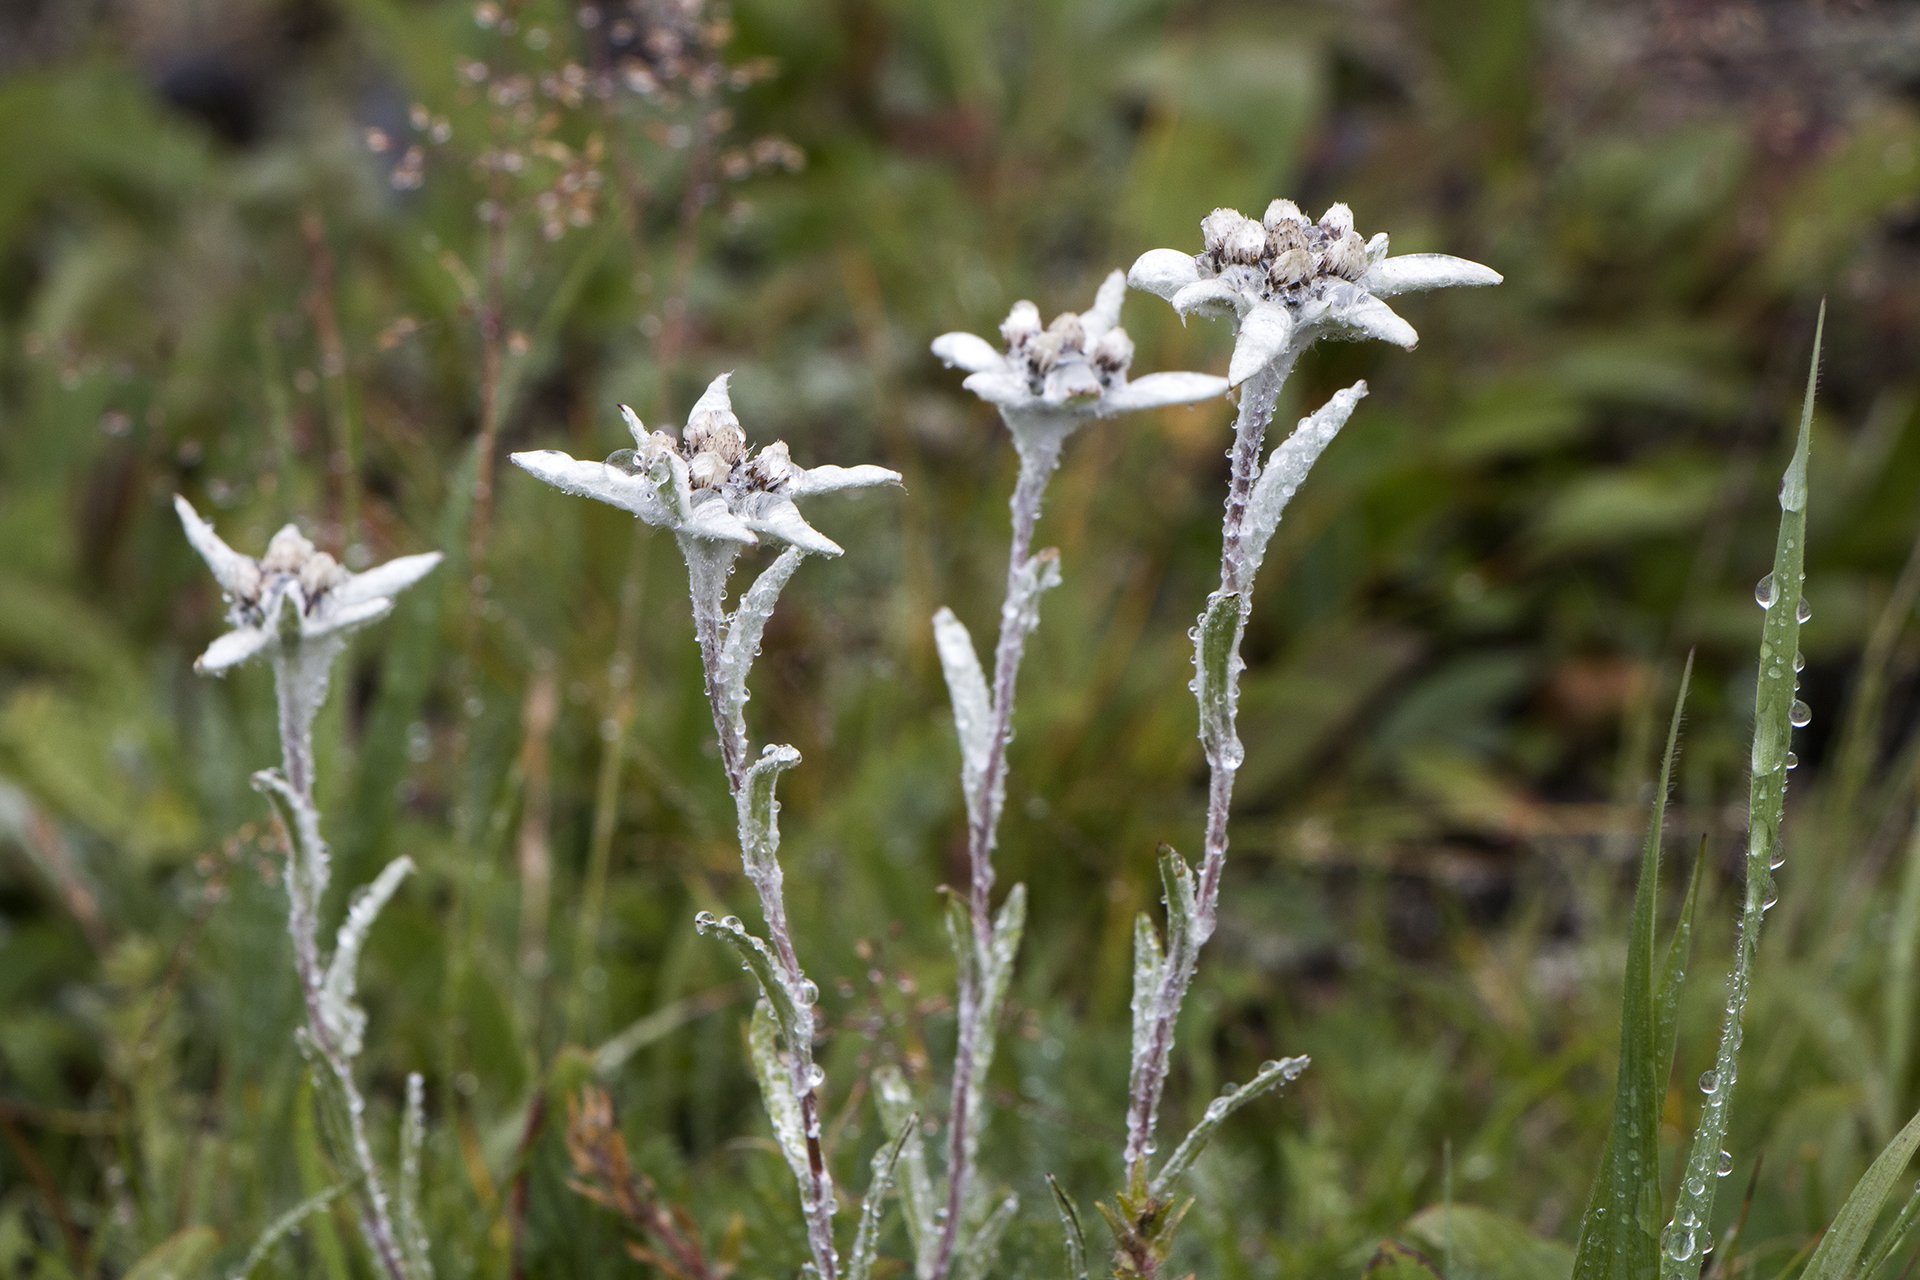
[1755,573,1777,608]
[1789,700,1812,727]
[1785,751,1798,771]
[1770,850,1786,870]
[1663,1226,1696,1262]
[804,1064,826,1090]
[1684,1179,1705,1201]
[796,978,820,1007]
[1797,598,1811,623]
[1700,1070,1719,1095]
[694,910,718,931]
[1793,650,1806,672]
[720,914,743,931]
[1717,1149,1734,1177]
[1762,886,1779,912]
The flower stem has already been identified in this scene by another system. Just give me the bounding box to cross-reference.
[1124,352,1294,1174]
[269,650,417,1280]
[681,543,839,1280]
[933,422,1066,1280]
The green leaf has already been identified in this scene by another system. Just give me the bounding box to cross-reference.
[1571,654,1692,1280]
[1404,1204,1575,1280]
[228,1185,353,1280]
[1801,1105,1920,1280]
[874,1066,937,1278]
[1660,304,1822,1279]
[294,1071,353,1280]
[1364,1241,1444,1278]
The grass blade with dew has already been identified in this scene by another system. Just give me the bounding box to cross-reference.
[1572,653,1693,1280]
[1658,303,1824,1278]
[1046,1175,1090,1280]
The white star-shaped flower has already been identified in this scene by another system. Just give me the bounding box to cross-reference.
[174,496,443,675]
[931,270,1228,424]
[510,373,900,558]
[1129,200,1502,385]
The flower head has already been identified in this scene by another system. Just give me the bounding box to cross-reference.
[510,372,900,557]
[931,270,1228,423]
[174,496,442,675]
[1129,200,1502,385]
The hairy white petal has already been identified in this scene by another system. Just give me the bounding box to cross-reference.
[332,552,443,608]
[307,596,394,641]
[1084,269,1128,337]
[1170,278,1247,321]
[740,493,842,557]
[1360,252,1503,298]
[688,371,734,422]
[509,450,674,526]
[931,331,1005,375]
[787,463,904,497]
[1332,294,1419,349]
[619,403,651,449]
[679,496,759,546]
[174,495,260,598]
[1128,248,1201,300]
[195,626,274,675]
[961,370,1034,407]
[1228,304,1296,386]
[1098,371,1230,415]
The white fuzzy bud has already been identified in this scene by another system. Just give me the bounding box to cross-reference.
[1263,198,1305,229]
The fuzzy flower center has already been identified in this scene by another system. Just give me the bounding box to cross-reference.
[998,301,1135,401]
[607,406,797,495]
[229,526,348,625]
[1196,200,1371,305]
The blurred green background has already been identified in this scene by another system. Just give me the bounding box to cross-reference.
[3,0,1920,1274]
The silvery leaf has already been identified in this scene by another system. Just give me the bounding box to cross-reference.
[619,403,651,449]
[932,607,993,817]
[318,855,414,1059]
[304,596,394,642]
[1148,1055,1310,1199]
[1243,380,1368,580]
[719,547,807,729]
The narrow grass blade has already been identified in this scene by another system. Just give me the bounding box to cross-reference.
[1149,1055,1310,1200]
[294,1072,353,1280]
[848,1113,915,1280]
[1659,304,1823,1279]
[1802,1104,1920,1280]
[1654,839,1705,1088]
[1046,1175,1090,1280]
[1885,822,1920,1117]
[1572,653,1692,1280]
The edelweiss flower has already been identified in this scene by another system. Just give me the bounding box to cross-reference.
[931,270,1227,421]
[510,373,900,557]
[1129,201,1502,385]
[174,496,443,675]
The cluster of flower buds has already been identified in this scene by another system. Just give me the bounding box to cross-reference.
[997,300,1136,403]
[1198,201,1375,304]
